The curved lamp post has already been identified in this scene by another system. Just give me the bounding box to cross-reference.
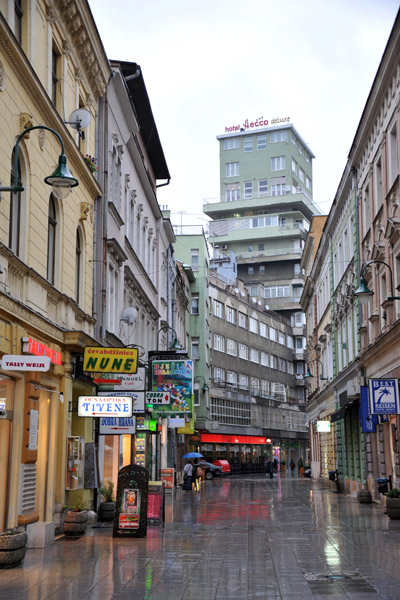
[0,125,79,199]
[194,375,209,393]
[304,358,328,381]
[156,326,181,350]
[354,260,400,305]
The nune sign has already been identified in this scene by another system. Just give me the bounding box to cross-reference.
[78,396,133,417]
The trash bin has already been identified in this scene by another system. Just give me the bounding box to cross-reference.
[328,470,336,482]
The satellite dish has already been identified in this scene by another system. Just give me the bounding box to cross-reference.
[265,304,270,310]
[66,108,92,132]
[257,300,262,306]
[252,297,257,303]
[120,307,137,325]
[234,288,239,294]
[240,291,246,297]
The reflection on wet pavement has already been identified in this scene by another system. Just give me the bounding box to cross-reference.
[1,474,400,599]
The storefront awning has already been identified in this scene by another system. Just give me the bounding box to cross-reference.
[200,433,267,444]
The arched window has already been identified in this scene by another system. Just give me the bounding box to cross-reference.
[9,149,22,256]
[75,228,83,304]
[47,195,57,284]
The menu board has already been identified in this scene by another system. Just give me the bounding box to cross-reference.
[147,481,164,523]
[118,488,141,529]
[160,468,174,489]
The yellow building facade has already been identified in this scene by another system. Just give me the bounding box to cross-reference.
[0,0,110,544]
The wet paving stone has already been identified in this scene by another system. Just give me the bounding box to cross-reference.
[1,475,400,598]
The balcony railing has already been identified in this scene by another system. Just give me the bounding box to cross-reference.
[204,185,313,206]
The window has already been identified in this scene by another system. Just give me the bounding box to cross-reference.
[107,262,119,333]
[226,183,240,201]
[226,162,239,177]
[270,355,278,369]
[9,149,22,255]
[250,285,259,296]
[111,145,122,212]
[191,339,200,360]
[292,158,298,173]
[244,137,253,152]
[257,134,267,150]
[250,378,260,395]
[213,299,224,318]
[227,371,237,385]
[210,397,250,426]
[238,312,247,328]
[287,336,294,349]
[271,156,285,171]
[51,46,60,107]
[238,374,249,390]
[75,228,83,304]
[264,285,290,298]
[389,123,399,186]
[374,157,383,211]
[47,195,57,285]
[305,176,311,190]
[260,323,268,338]
[271,176,286,196]
[269,327,277,341]
[244,181,253,199]
[248,267,254,275]
[249,317,258,333]
[223,138,240,150]
[299,167,305,183]
[250,348,259,363]
[295,337,304,350]
[258,244,264,251]
[226,339,237,356]
[279,358,287,372]
[258,179,268,196]
[15,0,23,44]
[270,130,288,143]
[214,367,225,382]
[261,352,269,366]
[226,306,236,324]
[252,215,279,228]
[191,295,199,315]
[239,343,248,359]
[261,380,269,397]
[191,249,199,270]
[278,331,285,345]
[214,334,225,352]
[287,361,294,375]
[259,265,265,273]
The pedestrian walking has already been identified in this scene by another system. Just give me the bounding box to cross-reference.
[266,458,274,479]
[192,460,203,492]
[183,460,193,490]
[290,459,295,475]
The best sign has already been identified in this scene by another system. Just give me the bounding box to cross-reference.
[78,396,133,417]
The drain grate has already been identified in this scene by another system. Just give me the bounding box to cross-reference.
[304,572,377,593]
[304,572,361,581]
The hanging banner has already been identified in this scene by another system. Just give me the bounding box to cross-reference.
[369,379,400,415]
[151,360,193,414]
[359,386,378,432]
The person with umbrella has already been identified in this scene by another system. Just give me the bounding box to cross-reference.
[183,460,194,491]
[183,452,204,492]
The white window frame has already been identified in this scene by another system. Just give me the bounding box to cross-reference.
[271,156,285,171]
[244,136,253,152]
[226,162,239,177]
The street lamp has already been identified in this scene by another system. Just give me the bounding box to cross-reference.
[194,375,209,393]
[0,125,79,199]
[354,260,400,305]
[156,326,181,350]
[304,358,328,381]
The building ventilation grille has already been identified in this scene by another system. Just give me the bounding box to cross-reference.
[19,464,37,514]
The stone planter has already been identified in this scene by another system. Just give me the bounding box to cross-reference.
[357,490,372,504]
[0,531,27,568]
[386,498,400,519]
[98,501,116,522]
[64,510,88,536]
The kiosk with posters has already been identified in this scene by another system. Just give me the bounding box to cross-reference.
[113,464,148,538]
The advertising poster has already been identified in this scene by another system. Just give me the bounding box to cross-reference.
[118,488,141,529]
[151,360,193,414]
[160,468,174,489]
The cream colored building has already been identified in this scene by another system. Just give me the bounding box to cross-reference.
[0,0,110,544]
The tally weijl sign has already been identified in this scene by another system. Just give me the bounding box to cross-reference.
[1,355,51,371]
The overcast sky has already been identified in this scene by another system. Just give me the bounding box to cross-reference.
[89,0,399,229]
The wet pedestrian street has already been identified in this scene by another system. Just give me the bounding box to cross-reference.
[2,475,400,599]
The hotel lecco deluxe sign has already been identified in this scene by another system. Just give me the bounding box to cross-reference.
[83,347,138,374]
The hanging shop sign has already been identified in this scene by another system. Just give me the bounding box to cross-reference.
[359,386,378,432]
[94,369,145,390]
[99,416,136,435]
[369,379,400,415]
[146,391,170,405]
[99,391,144,413]
[316,421,331,433]
[78,396,133,417]
[150,360,193,414]
[21,337,61,365]
[1,355,51,371]
[83,347,138,374]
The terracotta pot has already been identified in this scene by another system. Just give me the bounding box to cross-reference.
[64,510,88,536]
[0,531,27,568]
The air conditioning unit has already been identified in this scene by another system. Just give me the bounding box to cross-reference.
[222,244,228,250]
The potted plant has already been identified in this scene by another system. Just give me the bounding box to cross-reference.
[98,481,116,522]
[0,528,27,568]
[84,154,98,173]
[386,488,400,519]
[64,501,88,536]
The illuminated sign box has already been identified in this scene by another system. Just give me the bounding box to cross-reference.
[1,355,51,371]
[83,347,138,374]
[78,396,133,417]
[317,420,331,433]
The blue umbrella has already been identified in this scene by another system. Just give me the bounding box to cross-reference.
[183,452,204,459]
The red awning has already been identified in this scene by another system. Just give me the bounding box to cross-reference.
[200,433,267,444]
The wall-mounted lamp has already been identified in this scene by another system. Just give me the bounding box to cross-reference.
[304,358,328,381]
[194,375,209,393]
[0,125,79,200]
[354,260,400,305]
[156,325,181,350]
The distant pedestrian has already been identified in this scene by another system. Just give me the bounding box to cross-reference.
[290,460,295,475]
[183,461,193,491]
[266,459,274,479]
[298,457,304,475]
